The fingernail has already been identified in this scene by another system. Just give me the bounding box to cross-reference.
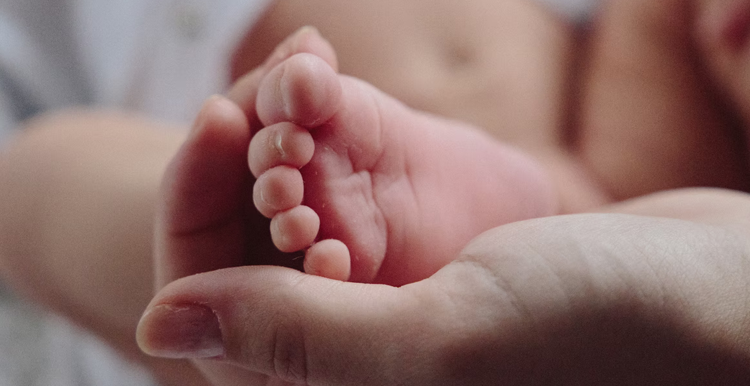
[137,304,224,359]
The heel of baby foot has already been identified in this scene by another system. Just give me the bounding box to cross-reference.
[304,239,351,281]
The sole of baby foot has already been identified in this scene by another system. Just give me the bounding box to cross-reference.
[251,46,556,285]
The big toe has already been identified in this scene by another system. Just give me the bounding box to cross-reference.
[229,26,338,117]
[256,53,343,128]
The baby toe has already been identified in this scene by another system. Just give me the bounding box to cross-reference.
[256,53,342,128]
[228,27,335,129]
[249,122,315,178]
[271,206,320,253]
[253,166,304,218]
[304,239,351,281]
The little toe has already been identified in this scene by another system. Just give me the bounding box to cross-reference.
[248,122,315,178]
[304,239,351,281]
[256,53,342,128]
[271,206,320,253]
[253,166,304,218]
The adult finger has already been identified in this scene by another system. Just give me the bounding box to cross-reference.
[155,96,252,288]
[138,266,444,386]
[141,213,750,385]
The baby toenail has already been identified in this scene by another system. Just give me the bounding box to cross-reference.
[279,67,294,119]
[271,217,287,244]
[274,132,287,158]
[259,188,270,206]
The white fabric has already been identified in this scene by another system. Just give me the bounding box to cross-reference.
[0,0,270,141]
[71,0,271,122]
[0,287,160,386]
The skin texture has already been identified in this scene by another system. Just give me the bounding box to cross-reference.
[2,0,750,385]
[140,189,750,385]
[138,7,750,379]
[577,0,750,200]
[248,31,557,284]
[142,0,750,383]
[233,0,571,146]
[233,0,609,214]
[0,6,578,381]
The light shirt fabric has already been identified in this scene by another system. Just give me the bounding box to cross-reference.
[0,0,271,142]
[0,0,598,384]
[538,0,601,23]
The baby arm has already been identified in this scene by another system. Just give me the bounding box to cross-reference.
[0,110,210,386]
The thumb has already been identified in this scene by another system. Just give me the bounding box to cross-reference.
[136,266,445,385]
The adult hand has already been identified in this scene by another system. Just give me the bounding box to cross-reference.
[139,185,750,385]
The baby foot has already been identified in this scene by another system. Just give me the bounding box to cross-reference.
[249,30,558,285]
